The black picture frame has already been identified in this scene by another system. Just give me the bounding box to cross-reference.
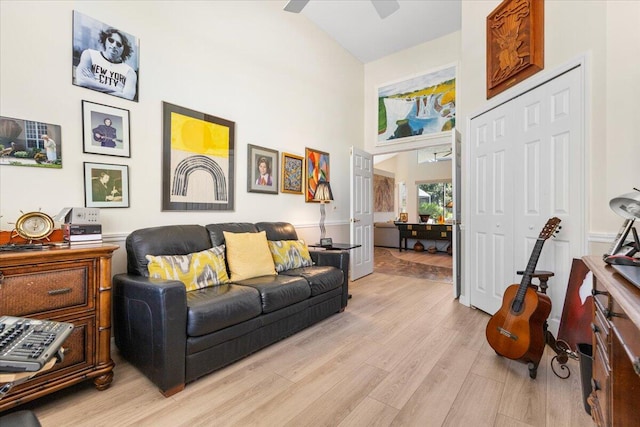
[247,144,278,194]
[162,102,235,211]
[83,161,129,208]
[82,100,131,157]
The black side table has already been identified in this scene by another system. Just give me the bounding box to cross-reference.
[308,243,361,250]
[308,243,361,299]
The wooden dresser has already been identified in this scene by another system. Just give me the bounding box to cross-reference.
[0,244,118,411]
[582,256,640,427]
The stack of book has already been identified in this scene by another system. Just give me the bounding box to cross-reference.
[62,223,102,246]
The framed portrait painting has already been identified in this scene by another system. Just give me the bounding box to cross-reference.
[84,162,129,208]
[281,152,304,195]
[0,115,62,168]
[72,10,140,102]
[377,64,456,146]
[305,147,330,202]
[82,100,130,157]
[247,144,278,194]
[162,102,235,211]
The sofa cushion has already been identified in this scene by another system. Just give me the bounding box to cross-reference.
[255,222,299,240]
[126,224,212,276]
[280,266,344,296]
[206,223,259,247]
[146,246,229,292]
[268,240,313,272]
[186,284,262,336]
[235,275,311,313]
[223,230,277,281]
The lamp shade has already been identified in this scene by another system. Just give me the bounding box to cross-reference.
[610,191,640,220]
[313,181,334,202]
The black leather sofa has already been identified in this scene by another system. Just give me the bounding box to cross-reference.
[112,222,349,396]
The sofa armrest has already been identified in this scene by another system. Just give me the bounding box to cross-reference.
[309,250,350,308]
[112,274,188,396]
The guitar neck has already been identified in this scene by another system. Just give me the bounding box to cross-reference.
[515,238,545,301]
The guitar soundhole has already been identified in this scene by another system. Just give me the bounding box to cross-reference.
[511,300,524,314]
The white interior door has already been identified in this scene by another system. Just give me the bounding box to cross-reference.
[350,146,373,280]
[452,129,462,298]
[468,65,585,335]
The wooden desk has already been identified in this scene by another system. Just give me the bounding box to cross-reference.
[582,256,640,426]
[0,244,118,411]
[394,222,452,252]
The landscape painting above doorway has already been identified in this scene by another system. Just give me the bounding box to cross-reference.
[377,65,456,145]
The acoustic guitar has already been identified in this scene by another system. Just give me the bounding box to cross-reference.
[485,217,561,376]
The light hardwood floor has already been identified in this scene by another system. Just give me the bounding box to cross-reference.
[25,269,591,426]
[385,248,453,269]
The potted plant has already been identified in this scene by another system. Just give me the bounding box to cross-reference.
[418,202,441,223]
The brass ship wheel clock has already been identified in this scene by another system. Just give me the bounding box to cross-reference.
[11,211,55,243]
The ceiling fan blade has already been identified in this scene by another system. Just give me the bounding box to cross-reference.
[371,0,400,19]
[284,0,310,13]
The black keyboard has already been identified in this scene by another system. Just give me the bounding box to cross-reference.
[0,316,73,372]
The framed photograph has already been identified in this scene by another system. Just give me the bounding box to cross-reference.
[84,162,129,208]
[82,101,130,157]
[486,0,544,99]
[0,115,62,168]
[305,147,330,202]
[377,64,456,146]
[399,212,409,223]
[281,152,304,194]
[247,144,278,194]
[72,10,140,102]
[162,102,235,211]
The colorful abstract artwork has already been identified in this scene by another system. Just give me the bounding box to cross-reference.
[281,152,303,194]
[377,65,456,145]
[305,147,329,202]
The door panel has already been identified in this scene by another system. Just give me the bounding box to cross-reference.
[350,146,373,280]
[452,130,462,297]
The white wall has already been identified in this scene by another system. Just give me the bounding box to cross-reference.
[0,1,364,272]
[459,0,640,254]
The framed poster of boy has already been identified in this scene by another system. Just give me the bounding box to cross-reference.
[247,144,278,195]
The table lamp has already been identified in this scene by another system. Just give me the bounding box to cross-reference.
[313,181,333,240]
[606,188,640,260]
[610,189,640,220]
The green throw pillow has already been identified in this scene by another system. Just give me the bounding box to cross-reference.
[268,240,313,272]
[146,245,230,291]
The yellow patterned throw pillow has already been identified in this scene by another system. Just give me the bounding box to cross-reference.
[268,240,313,272]
[223,230,277,281]
[146,245,230,292]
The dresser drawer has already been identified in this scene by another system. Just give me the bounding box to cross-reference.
[610,298,640,366]
[592,343,610,425]
[6,315,96,395]
[0,260,95,317]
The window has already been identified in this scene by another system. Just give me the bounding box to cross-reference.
[417,181,452,221]
[24,121,49,151]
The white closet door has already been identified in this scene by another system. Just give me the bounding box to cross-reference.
[468,66,584,335]
[468,104,516,317]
